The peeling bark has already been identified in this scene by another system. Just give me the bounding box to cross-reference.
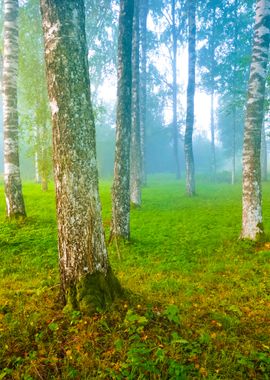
[241,0,270,240]
[184,0,196,196]
[3,0,26,218]
[111,0,134,240]
[40,0,121,313]
[130,0,141,207]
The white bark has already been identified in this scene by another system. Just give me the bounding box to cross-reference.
[111,0,134,240]
[130,0,142,207]
[40,0,120,312]
[241,0,270,240]
[3,0,26,218]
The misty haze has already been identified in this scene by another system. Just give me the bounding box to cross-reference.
[0,0,269,379]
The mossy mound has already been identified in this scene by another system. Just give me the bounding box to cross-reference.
[66,267,123,315]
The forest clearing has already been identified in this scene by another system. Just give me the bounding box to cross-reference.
[0,0,269,378]
[0,178,270,379]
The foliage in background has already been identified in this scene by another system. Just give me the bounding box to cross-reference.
[18,0,52,188]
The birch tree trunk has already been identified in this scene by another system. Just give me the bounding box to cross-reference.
[172,0,181,180]
[231,0,239,186]
[210,90,216,181]
[210,5,216,182]
[241,0,270,240]
[3,0,26,218]
[130,0,141,207]
[232,105,236,185]
[140,0,148,186]
[34,151,40,183]
[184,0,196,196]
[111,0,134,240]
[40,0,121,314]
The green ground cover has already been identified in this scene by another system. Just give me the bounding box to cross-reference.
[0,177,270,379]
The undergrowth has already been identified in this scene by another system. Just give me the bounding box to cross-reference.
[0,176,270,379]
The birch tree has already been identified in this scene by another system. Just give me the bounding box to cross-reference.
[3,0,26,218]
[130,0,141,207]
[140,0,148,186]
[40,0,121,313]
[198,0,224,181]
[184,0,196,196]
[111,0,134,240]
[171,0,181,180]
[19,0,51,192]
[241,0,270,240]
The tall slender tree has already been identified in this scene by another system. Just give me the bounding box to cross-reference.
[140,0,148,186]
[111,0,134,240]
[19,0,51,192]
[150,0,186,180]
[40,0,121,313]
[198,1,225,181]
[130,0,141,207]
[184,0,196,196]
[231,0,239,185]
[216,0,254,184]
[3,0,26,218]
[241,0,270,240]
[209,3,217,182]
[171,0,181,180]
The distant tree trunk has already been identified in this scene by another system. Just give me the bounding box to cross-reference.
[241,0,270,240]
[130,0,141,207]
[3,0,26,218]
[41,175,48,192]
[210,5,216,182]
[261,123,267,181]
[231,0,238,186]
[40,0,121,314]
[34,151,40,183]
[111,0,134,240]
[40,143,49,191]
[210,90,216,181]
[140,0,148,186]
[232,105,236,185]
[184,0,196,196]
[172,0,181,180]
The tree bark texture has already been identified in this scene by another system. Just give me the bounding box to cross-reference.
[184,0,196,196]
[111,0,134,239]
[3,0,26,218]
[40,0,121,313]
[139,0,148,186]
[241,0,270,240]
[130,0,141,207]
[172,0,181,180]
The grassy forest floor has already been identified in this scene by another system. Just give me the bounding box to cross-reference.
[0,176,270,379]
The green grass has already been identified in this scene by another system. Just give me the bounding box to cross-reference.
[0,176,270,379]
